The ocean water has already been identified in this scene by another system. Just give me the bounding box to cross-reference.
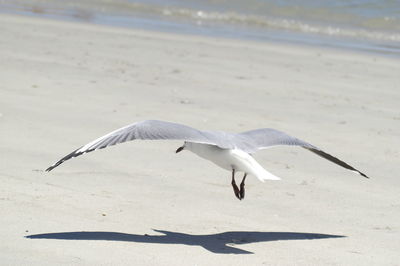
[1,0,400,55]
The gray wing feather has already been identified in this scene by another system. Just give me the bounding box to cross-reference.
[46,120,231,171]
[238,128,317,151]
[239,128,369,178]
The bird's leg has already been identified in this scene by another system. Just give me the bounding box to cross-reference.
[231,169,241,200]
[239,174,247,199]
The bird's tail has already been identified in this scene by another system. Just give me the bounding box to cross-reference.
[251,165,281,182]
[230,149,281,182]
[245,155,281,182]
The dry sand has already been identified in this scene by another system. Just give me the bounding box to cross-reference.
[0,14,399,265]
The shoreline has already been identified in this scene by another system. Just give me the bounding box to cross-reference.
[1,4,400,58]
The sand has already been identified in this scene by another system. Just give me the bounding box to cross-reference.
[0,13,399,265]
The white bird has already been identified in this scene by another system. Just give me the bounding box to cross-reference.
[46,120,368,200]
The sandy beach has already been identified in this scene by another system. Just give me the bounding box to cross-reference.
[0,13,399,265]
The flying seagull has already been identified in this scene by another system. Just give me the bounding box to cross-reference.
[46,120,368,200]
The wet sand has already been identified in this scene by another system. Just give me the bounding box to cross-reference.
[0,14,399,265]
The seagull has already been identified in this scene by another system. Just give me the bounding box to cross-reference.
[46,120,368,200]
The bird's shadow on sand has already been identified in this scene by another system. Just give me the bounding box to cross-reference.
[26,229,345,254]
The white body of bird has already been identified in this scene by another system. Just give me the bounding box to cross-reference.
[184,142,281,182]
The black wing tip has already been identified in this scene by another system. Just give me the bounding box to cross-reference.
[304,147,370,179]
[45,147,85,173]
[358,171,370,179]
[45,160,63,172]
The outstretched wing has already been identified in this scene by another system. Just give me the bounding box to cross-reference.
[238,128,369,178]
[46,120,231,171]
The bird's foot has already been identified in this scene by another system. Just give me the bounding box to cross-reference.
[231,181,242,200]
[239,182,245,200]
[239,174,246,200]
[231,170,246,200]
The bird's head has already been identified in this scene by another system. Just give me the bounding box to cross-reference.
[175,143,186,153]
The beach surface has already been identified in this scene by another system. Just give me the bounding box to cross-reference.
[0,14,399,265]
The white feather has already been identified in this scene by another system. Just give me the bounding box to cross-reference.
[184,142,280,182]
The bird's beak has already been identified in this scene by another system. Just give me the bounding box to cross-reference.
[175,146,184,153]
